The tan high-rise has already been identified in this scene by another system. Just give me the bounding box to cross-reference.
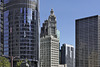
[40,9,59,67]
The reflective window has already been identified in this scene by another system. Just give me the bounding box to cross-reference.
[4,10,9,56]
[29,0,37,2]
[24,8,26,24]
[20,8,22,13]
[4,0,9,4]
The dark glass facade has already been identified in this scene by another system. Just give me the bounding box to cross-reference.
[4,0,39,67]
[75,15,99,67]
[0,0,3,56]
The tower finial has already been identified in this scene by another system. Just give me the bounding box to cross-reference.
[50,8,54,15]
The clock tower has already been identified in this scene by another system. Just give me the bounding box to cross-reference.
[41,9,57,38]
[40,9,59,67]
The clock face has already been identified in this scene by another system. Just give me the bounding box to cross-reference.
[51,23,55,27]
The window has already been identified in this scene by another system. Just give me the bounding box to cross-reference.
[4,0,9,4]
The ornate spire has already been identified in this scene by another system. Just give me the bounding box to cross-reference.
[48,8,56,21]
[50,8,54,15]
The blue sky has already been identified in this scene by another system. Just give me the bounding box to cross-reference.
[40,0,100,47]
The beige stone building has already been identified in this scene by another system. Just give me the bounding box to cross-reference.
[40,9,59,67]
[59,64,67,67]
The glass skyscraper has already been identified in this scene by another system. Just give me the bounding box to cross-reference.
[0,0,3,56]
[3,0,39,67]
[75,15,100,67]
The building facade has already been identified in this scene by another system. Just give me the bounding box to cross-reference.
[4,0,40,67]
[59,64,67,67]
[0,0,3,56]
[40,9,59,67]
[61,44,74,67]
[75,15,100,67]
[57,30,60,40]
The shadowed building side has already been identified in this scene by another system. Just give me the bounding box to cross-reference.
[0,0,3,56]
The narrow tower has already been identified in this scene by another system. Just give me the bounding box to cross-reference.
[40,9,59,67]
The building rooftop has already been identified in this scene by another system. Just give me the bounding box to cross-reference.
[76,15,99,21]
[63,43,74,47]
